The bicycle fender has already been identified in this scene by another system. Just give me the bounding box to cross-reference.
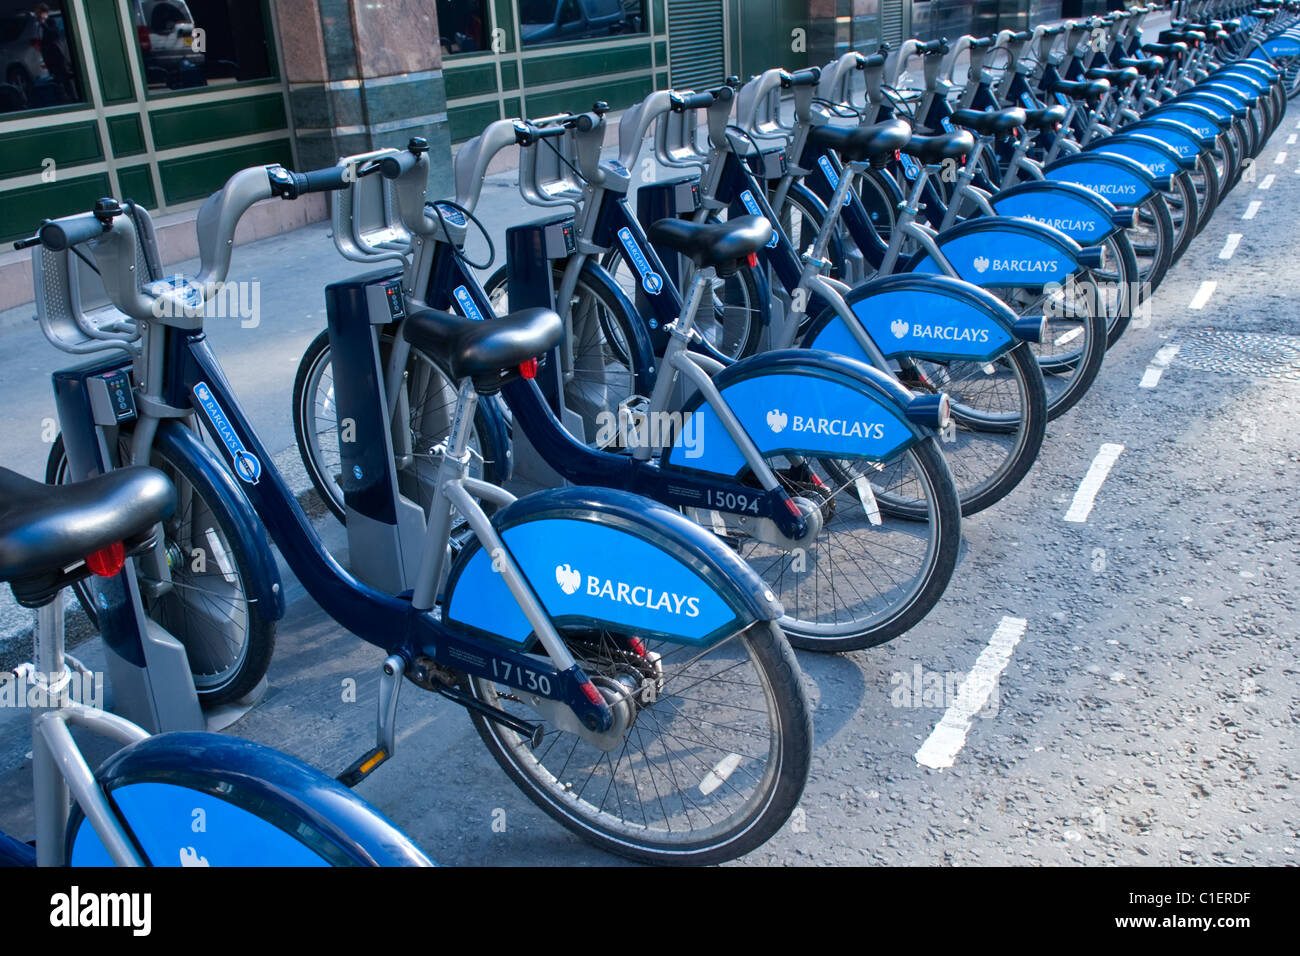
[662,349,923,477]
[903,215,1086,288]
[443,486,782,649]
[1043,151,1164,205]
[154,420,285,621]
[990,180,1126,244]
[1087,133,1195,175]
[1122,119,1213,156]
[803,273,1023,364]
[68,734,432,866]
[577,260,658,396]
[1254,35,1300,61]
[1143,104,1229,140]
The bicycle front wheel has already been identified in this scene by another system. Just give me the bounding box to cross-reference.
[466,620,812,865]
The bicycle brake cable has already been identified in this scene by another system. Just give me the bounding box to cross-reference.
[427,197,496,272]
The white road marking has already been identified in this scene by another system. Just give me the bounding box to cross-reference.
[1259,174,1275,190]
[1243,201,1262,219]
[699,752,742,795]
[1219,234,1242,260]
[915,616,1027,770]
[1276,152,1288,165]
[1288,134,1298,145]
[1064,443,1124,523]
[1054,326,1084,346]
[1139,344,1180,389]
[1189,281,1216,310]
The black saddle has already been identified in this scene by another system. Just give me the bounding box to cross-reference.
[949,108,1026,137]
[0,466,174,607]
[1116,55,1165,77]
[1023,105,1068,130]
[647,215,773,276]
[404,307,563,394]
[1084,66,1140,89]
[808,118,911,165]
[1142,41,1188,59]
[901,130,975,164]
[1049,77,1111,102]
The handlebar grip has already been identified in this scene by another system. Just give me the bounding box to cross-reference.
[781,66,822,88]
[377,149,423,179]
[39,212,108,251]
[298,165,352,194]
[671,90,717,111]
[712,84,735,103]
[514,122,566,146]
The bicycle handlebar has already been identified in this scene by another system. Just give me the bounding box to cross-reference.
[37,211,110,251]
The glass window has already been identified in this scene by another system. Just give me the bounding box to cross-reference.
[438,0,490,56]
[519,0,645,48]
[131,0,273,93]
[0,2,85,114]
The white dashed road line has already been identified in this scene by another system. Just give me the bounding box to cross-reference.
[1276,152,1288,165]
[1244,201,1262,220]
[1189,281,1216,310]
[915,616,1028,770]
[1064,443,1125,523]
[1219,234,1242,260]
[1139,344,1181,389]
[1260,174,1276,190]
[1289,134,1298,145]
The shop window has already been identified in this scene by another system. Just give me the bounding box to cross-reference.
[438,0,490,56]
[0,2,84,114]
[518,0,645,48]
[131,0,273,93]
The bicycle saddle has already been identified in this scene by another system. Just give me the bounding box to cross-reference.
[1048,77,1111,102]
[1084,66,1140,89]
[949,107,1026,137]
[646,215,774,275]
[807,118,911,165]
[1022,105,1068,130]
[1142,41,1188,58]
[900,130,975,164]
[403,307,563,394]
[1116,55,1165,77]
[0,466,174,607]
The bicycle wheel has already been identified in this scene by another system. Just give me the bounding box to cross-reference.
[483,263,644,447]
[465,620,812,865]
[1160,170,1201,264]
[1001,273,1108,420]
[292,329,502,522]
[47,433,275,705]
[1128,191,1176,291]
[897,342,1048,516]
[1088,229,1143,348]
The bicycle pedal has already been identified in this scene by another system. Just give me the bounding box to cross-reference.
[336,746,391,788]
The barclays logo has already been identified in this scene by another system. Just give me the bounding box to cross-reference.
[766,409,788,433]
[555,563,581,595]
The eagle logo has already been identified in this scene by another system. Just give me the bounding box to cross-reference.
[555,564,581,595]
[890,318,909,339]
[973,255,991,273]
[766,409,788,433]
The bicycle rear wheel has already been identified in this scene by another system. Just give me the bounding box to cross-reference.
[465,620,812,865]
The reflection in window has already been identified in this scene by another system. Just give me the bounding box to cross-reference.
[0,2,83,114]
[519,0,644,47]
[131,0,272,93]
[438,0,489,56]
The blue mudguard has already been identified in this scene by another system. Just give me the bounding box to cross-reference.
[444,486,783,649]
[67,734,432,866]
[1086,133,1196,177]
[154,420,284,620]
[1143,104,1229,141]
[1042,151,1166,206]
[1254,34,1300,60]
[902,215,1086,289]
[1121,119,1213,158]
[802,273,1025,364]
[662,349,926,478]
[990,180,1128,245]
[1210,68,1273,94]
[1174,89,1250,121]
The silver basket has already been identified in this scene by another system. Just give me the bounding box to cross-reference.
[330,148,414,266]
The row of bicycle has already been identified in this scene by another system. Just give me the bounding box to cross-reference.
[2,0,1294,866]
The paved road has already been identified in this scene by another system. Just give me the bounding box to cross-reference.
[2,88,1296,867]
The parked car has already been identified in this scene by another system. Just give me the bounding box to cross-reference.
[131,0,205,86]
[519,0,634,46]
[0,8,75,110]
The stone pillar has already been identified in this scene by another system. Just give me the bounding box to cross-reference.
[273,0,452,194]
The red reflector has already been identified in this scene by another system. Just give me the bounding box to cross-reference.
[784,498,802,517]
[809,472,826,488]
[894,150,901,161]
[746,252,758,268]
[519,357,538,379]
[86,541,126,578]
[580,681,603,705]
[628,637,647,657]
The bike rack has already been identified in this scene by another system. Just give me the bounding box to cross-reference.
[331,148,413,266]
